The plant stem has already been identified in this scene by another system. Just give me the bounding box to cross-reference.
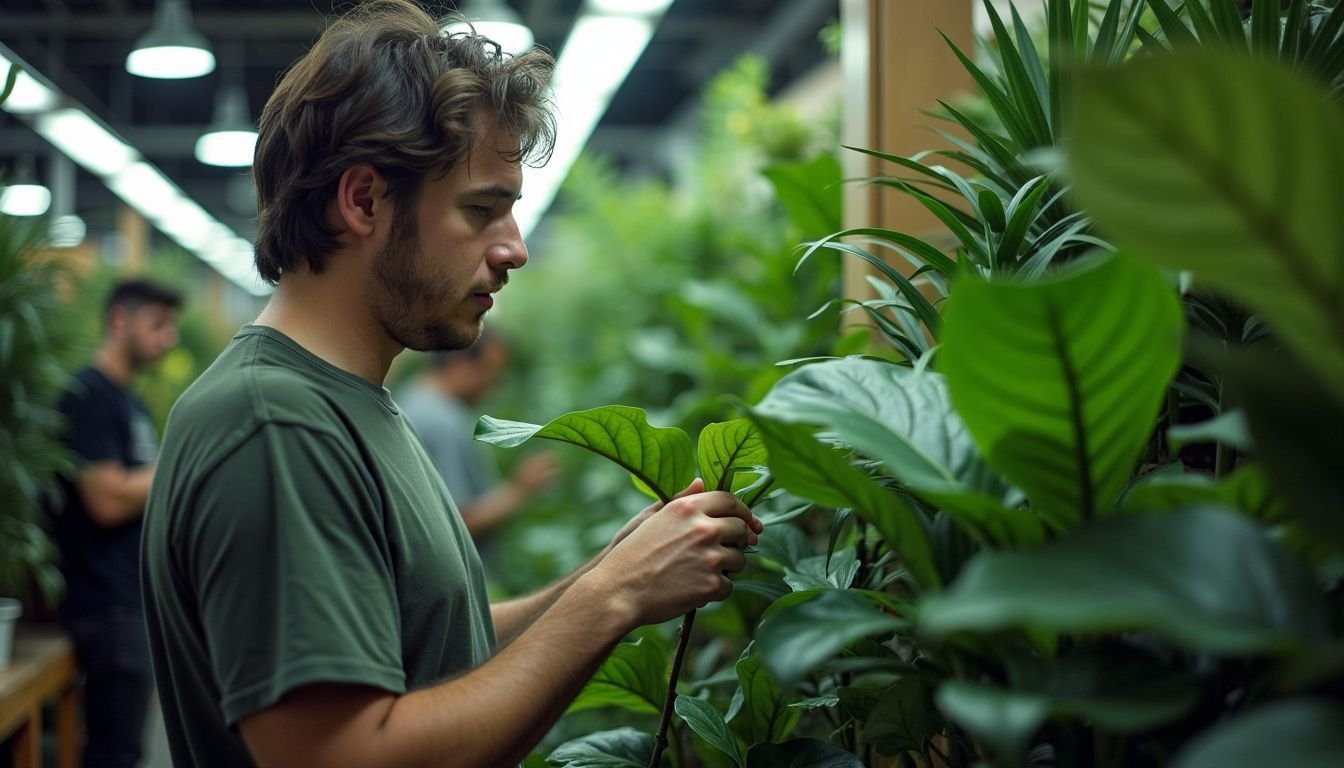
[649,609,697,768]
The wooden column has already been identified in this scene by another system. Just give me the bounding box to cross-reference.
[840,0,974,305]
[116,204,149,272]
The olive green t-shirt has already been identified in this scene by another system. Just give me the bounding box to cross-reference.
[142,326,496,768]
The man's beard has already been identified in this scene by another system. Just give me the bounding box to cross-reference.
[370,215,480,353]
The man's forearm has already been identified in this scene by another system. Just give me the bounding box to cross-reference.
[491,548,605,644]
[243,572,637,768]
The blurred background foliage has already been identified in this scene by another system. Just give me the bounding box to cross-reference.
[470,55,843,596]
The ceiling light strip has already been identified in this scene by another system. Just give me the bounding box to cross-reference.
[512,0,675,238]
[0,44,267,296]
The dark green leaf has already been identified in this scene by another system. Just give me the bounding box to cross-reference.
[1172,699,1344,768]
[748,414,939,588]
[547,728,656,768]
[477,406,694,502]
[0,63,18,107]
[920,507,1329,654]
[744,739,864,768]
[940,256,1184,528]
[732,651,800,745]
[783,548,859,592]
[936,680,1048,764]
[762,153,843,240]
[567,637,667,716]
[1168,409,1252,452]
[756,589,908,685]
[865,678,941,757]
[1123,464,1284,523]
[675,695,744,768]
[1069,50,1344,408]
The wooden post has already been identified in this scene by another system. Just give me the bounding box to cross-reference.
[840,0,974,308]
[117,204,149,272]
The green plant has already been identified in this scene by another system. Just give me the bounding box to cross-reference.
[0,212,72,607]
[477,409,776,767]
[482,6,1344,766]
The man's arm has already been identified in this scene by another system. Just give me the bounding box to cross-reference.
[458,452,557,538]
[75,462,154,527]
[239,488,758,768]
[490,478,704,643]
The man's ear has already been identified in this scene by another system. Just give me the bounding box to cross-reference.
[334,163,387,239]
[104,305,128,338]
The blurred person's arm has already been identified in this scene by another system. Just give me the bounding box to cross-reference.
[76,463,155,527]
[458,452,557,538]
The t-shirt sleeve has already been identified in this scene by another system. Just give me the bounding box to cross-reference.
[58,382,124,464]
[185,422,406,726]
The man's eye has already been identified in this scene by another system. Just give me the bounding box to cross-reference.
[470,205,493,217]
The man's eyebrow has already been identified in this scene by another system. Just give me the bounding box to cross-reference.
[465,185,522,201]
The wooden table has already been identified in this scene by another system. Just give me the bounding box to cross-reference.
[0,625,79,768]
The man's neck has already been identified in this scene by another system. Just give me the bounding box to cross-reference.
[254,271,401,386]
[93,343,134,388]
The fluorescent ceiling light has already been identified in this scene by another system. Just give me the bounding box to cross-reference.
[126,0,216,79]
[587,0,675,16]
[36,109,138,177]
[0,43,265,296]
[514,11,663,236]
[109,162,184,218]
[0,55,58,114]
[0,184,52,217]
[443,0,535,56]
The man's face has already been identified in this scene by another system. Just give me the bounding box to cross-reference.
[369,127,528,353]
[123,304,180,369]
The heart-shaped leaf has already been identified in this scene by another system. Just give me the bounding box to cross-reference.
[477,406,694,502]
[698,419,767,494]
[756,589,908,684]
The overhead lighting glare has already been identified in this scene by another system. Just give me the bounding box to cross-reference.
[126,0,216,79]
[0,184,52,217]
[443,0,535,56]
[514,10,665,236]
[0,54,58,114]
[36,108,138,177]
[195,86,258,167]
[587,0,675,16]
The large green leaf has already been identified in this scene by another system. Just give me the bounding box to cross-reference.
[747,414,939,587]
[744,739,863,768]
[698,419,767,494]
[762,153,842,240]
[935,680,1049,763]
[753,358,985,493]
[939,255,1183,528]
[1069,50,1344,407]
[567,637,666,716]
[477,406,694,502]
[731,651,799,745]
[1171,699,1344,768]
[755,589,908,684]
[920,507,1329,654]
[865,678,941,758]
[548,728,656,768]
[675,695,744,768]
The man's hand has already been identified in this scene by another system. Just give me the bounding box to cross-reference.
[510,451,558,495]
[587,483,763,627]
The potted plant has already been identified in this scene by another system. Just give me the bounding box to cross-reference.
[0,62,71,666]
